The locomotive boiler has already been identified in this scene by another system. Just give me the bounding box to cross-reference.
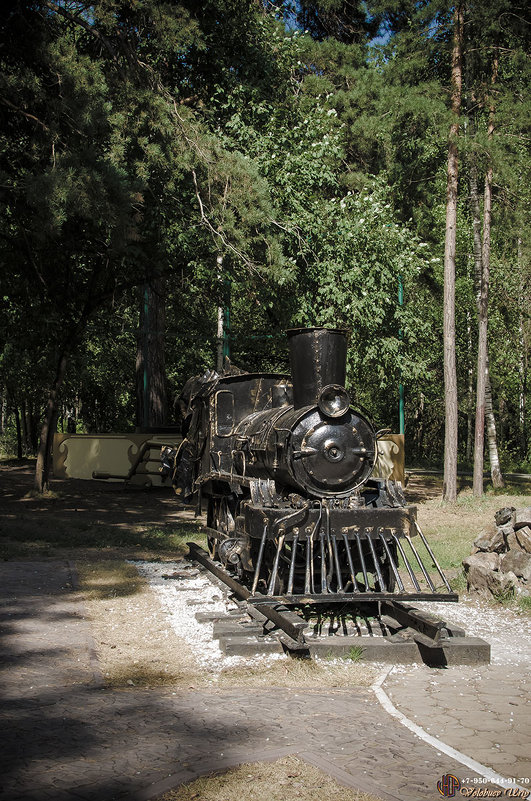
[172,327,454,604]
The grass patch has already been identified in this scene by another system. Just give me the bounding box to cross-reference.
[0,519,207,561]
[76,560,144,600]
[416,487,531,607]
[77,558,200,687]
[217,654,376,688]
[490,585,516,605]
[518,596,531,614]
[417,488,531,572]
[344,645,364,662]
[156,755,381,801]
[320,646,363,663]
[448,571,467,594]
[23,489,62,500]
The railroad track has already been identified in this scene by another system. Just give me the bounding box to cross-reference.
[187,543,491,666]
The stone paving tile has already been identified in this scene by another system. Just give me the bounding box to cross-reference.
[384,664,531,785]
[1,561,529,801]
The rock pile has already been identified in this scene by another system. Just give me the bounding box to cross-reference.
[463,506,531,599]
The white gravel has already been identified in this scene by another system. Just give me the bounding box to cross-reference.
[130,560,529,670]
[130,559,285,674]
[414,598,531,666]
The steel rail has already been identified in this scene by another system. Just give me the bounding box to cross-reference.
[187,542,308,643]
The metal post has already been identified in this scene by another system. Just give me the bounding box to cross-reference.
[216,255,224,372]
[223,278,231,361]
[143,285,149,431]
[398,275,405,435]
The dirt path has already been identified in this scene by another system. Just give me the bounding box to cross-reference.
[1,459,530,800]
[0,459,198,531]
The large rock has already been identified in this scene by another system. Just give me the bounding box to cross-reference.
[515,525,531,554]
[463,552,500,572]
[506,531,520,551]
[495,507,516,527]
[504,571,529,597]
[473,525,505,553]
[500,549,531,582]
[462,552,508,596]
[497,521,515,541]
[514,507,531,531]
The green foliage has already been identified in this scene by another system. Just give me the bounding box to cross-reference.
[0,0,528,474]
[344,645,364,662]
[518,596,531,615]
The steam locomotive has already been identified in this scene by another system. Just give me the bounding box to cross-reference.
[171,327,453,604]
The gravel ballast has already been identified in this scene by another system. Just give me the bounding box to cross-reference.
[132,560,530,670]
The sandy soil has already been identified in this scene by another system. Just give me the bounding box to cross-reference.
[1,459,529,692]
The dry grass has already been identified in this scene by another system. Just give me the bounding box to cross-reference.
[77,559,379,690]
[77,559,200,688]
[156,755,381,801]
[217,655,377,689]
[416,488,531,572]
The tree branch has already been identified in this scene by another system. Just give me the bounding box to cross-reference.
[44,0,126,80]
[0,94,50,132]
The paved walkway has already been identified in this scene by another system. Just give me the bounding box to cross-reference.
[1,561,529,801]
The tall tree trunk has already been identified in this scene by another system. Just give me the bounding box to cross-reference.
[443,3,463,502]
[136,280,167,431]
[413,392,425,458]
[472,52,502,494]
[471,162,488,495]
[21,399,30,453]
[34,350,69,492]
[0,390,5,435]
[518,236,527,458]
[485,366,503,486]
[29,403,39,453]
[216,255,224,373]
[466,309,474,464]
[14,405,23,459]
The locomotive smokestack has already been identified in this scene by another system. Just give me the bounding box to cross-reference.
[287,327,348,409]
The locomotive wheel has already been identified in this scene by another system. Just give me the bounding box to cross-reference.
[206,495,238,560]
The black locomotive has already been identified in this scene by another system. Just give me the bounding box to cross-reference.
[172,327,453,604]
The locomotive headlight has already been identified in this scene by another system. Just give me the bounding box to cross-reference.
[318,384,350,418]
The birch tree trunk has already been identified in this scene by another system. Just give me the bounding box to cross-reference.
[472,52,503,494]
[485,367,504,486]
[518,236,527,457]
[216,255,224,373]
[443,3,463,502]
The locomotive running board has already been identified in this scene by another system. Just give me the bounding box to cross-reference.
[248,591,458,605]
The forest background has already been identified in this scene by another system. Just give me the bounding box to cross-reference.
[0,0,529,498]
